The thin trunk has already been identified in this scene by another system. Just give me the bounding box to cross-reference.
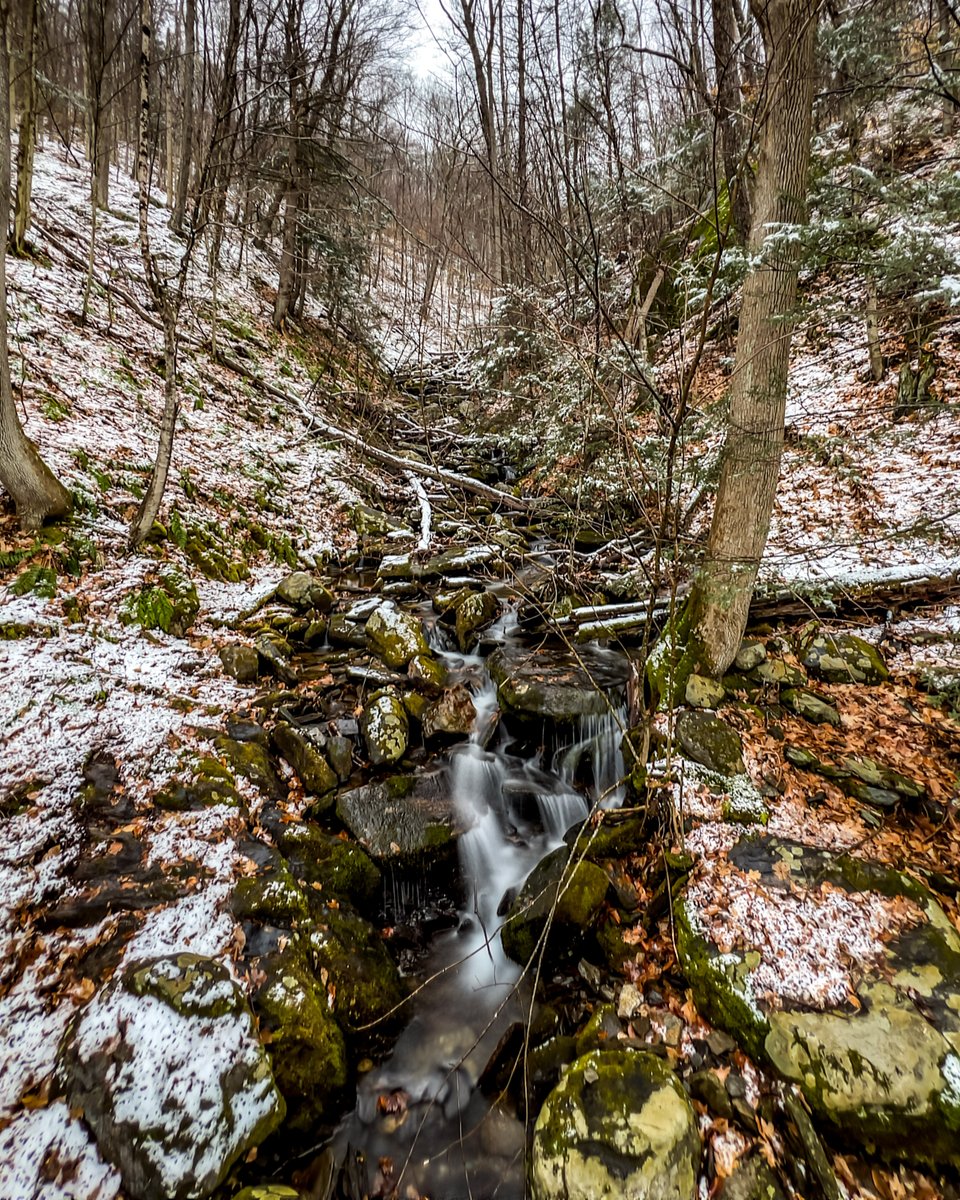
[171,0,195,233]
[12,0,38,254]
[940,0,956,136]
[681,0,818,681]
[866,279,883,383]
[0,0,70,528]
[712,0,750,241]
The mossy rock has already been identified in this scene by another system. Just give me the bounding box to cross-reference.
[407,651,448,692]
[214,735,284,799]
[10,564,57,598]
[749,657,806,688]
[277,822,381,909]
[781,688,840,726]
[327,613,368,647]
[352,505,408,539]
[336,773,461,867]
[233,857,309,925]
[566,810,650,861]
[801,632,889,685]
[684,673,726,709]
[675,710,745,776]
[421,684,477,741]
[301,902,404,1034]
[364,602,429,669]
[155,755,242,811]
[454,589,500,651]
[531,1049,699,1200]
[360,688,409,765]
[276,571,334,612]
[501,846,610,965]
[219,643,260,683]
[252,950,347,1131]
[254,632,297,684]
[489,644,628,721]
[119,570,199,637]
[272,722,337,802]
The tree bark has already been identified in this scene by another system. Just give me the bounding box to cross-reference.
[865,278,883,382]
[712,0,750,241]
[12,0,38,254]
[682,0,818,679]
[171,0,195,233]
[0,0,71,528]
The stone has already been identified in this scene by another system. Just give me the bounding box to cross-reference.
[734,640,767,672]
[750,658,806,688]
[364,602,430,669]
[721,1157,786,1200]
[531,1049,699,1200]
[675,710,745,775]
[377,553,418,580]
[721,789,769,826]
[352,504,409,539]
[801,632,889,685]
[454,590,500,651]
[272,722,337,800]
[421,684,477,741]
[360,688,409,765]
[234,1189,300,1200]
[233,857,309,925]
[408,651,448,691]
[427,544,499,575]
[214,735,285,799]
[218,643,259,683]
[687,1069,734,1120]
[56,955,284,1200]
[252,950,347,1131]
[501,845,610,965]
[327,614,367,647]
[254,632,297,684]
[781,688,841,726]
[277,822,381,909]
[488,644,628,721]
[276,571,333,612]
[119,570,199,637]
[325,735,354,782]
[336,772,463,867]
[684,674,726,709]
[676,832,960,1167]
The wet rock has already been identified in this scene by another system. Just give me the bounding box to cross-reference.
[233,857,309,924]
[325,735,354,782]
[801,632,889,685]
[336,772,462,867]
[489,644,628,721]
[676,832,960,1167]
[454,590,500,651]
[360,688,409,765]
[352,504,409,539]
[684,674,726,709]
[276,571,334,612]
[421,684,477,742]
[781,688,841,726]
[252,949,347,1131]
[722,1156,786,1200]
[687,1069,734,1120]
[214,735,284,799]
[377,553,418,580]
[567,810,650,861]
[501,845,610,964]
[272,722,337,801]
[408,651,448,692]
[531,1049,699,1200]
[427,543,499,576]
[218,643,259,683]
[365,602,430,668]
[254,632,297,684]
[119,570,199,637]
[675,710,745,776]
[327,614,368,648]
[734,640,767,672]
[277,822,381,909]
[56,955,284,1200]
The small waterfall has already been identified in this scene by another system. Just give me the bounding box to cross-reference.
[555,705,628,809]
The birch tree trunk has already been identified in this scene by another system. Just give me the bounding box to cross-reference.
[0,0,71,528]
[12,0,38,254]
[682,0,818,678]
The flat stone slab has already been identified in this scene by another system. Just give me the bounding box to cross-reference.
[488,644,628,720]
[336,771,466,866]
[677,833,960,1167]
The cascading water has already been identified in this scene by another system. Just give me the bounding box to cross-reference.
[331,623,628,1200]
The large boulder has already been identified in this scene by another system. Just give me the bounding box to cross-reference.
[336,771,464,867]
[360,688,409,765]
[276,821,381,909]
[531,1049,699,1200]
[488,644,628,722]
[675,710,745,776]
[800,632,889,685]
[272,722,337,801]
[56,955,284,1200]
[421,684,477,742]
[501,845,609,964]
[677,833,960,1167]
[276,571,333,612]
[454,590,500,651]
[364,602,429,669]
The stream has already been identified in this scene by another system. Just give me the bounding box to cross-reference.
[328,594,629,1200]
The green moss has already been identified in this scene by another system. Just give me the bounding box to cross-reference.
[278,823,381,909]
[233,859,310,924]
[644,605,698,709]
[501,846,610,965]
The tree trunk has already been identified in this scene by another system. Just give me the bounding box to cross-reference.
[865,278,883,382]
[12,0,38,254]
[171,0,195,234]
[682,0,818,680]
[0,0,71,528]
[712,0,750,241]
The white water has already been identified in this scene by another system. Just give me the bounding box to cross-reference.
[332,629,629,1200]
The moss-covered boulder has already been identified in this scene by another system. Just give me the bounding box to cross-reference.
[684,674,726,709]
[56,955,284,1200]
[489,644,628,721]
[232,857,309,925]
[454,590,500,651]
[407,651,447,691]
[119,570,199,637]
[155,756,243,811]
[252,950,347,1131]
[219,643,259,683]
[781,687,841,726]
[277,822,381,909]
[352,505,409,539]
[336,772,461,868]
[801,632,889,685]
[675,710,745,775]
[501,846,610,965]
[427,543,499,576]
[365,602,429,669]
[677,833,960,1167]
[272,722,337,802]
[276,571,334,612]
[214,735,284,799]
[531,1049,699,1200]
[421,684,477,742]
[327,613,367,648]
[360,688,409,766]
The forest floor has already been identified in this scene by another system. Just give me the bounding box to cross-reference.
[1,141,960,1198]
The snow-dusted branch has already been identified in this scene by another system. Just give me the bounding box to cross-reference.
[404,470,432,551]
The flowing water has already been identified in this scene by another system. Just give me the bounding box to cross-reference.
[331,613,628,1200]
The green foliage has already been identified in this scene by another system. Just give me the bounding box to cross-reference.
[11,565,57,598]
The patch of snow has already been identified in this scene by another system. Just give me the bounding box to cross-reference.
[0,1102,121,1200]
